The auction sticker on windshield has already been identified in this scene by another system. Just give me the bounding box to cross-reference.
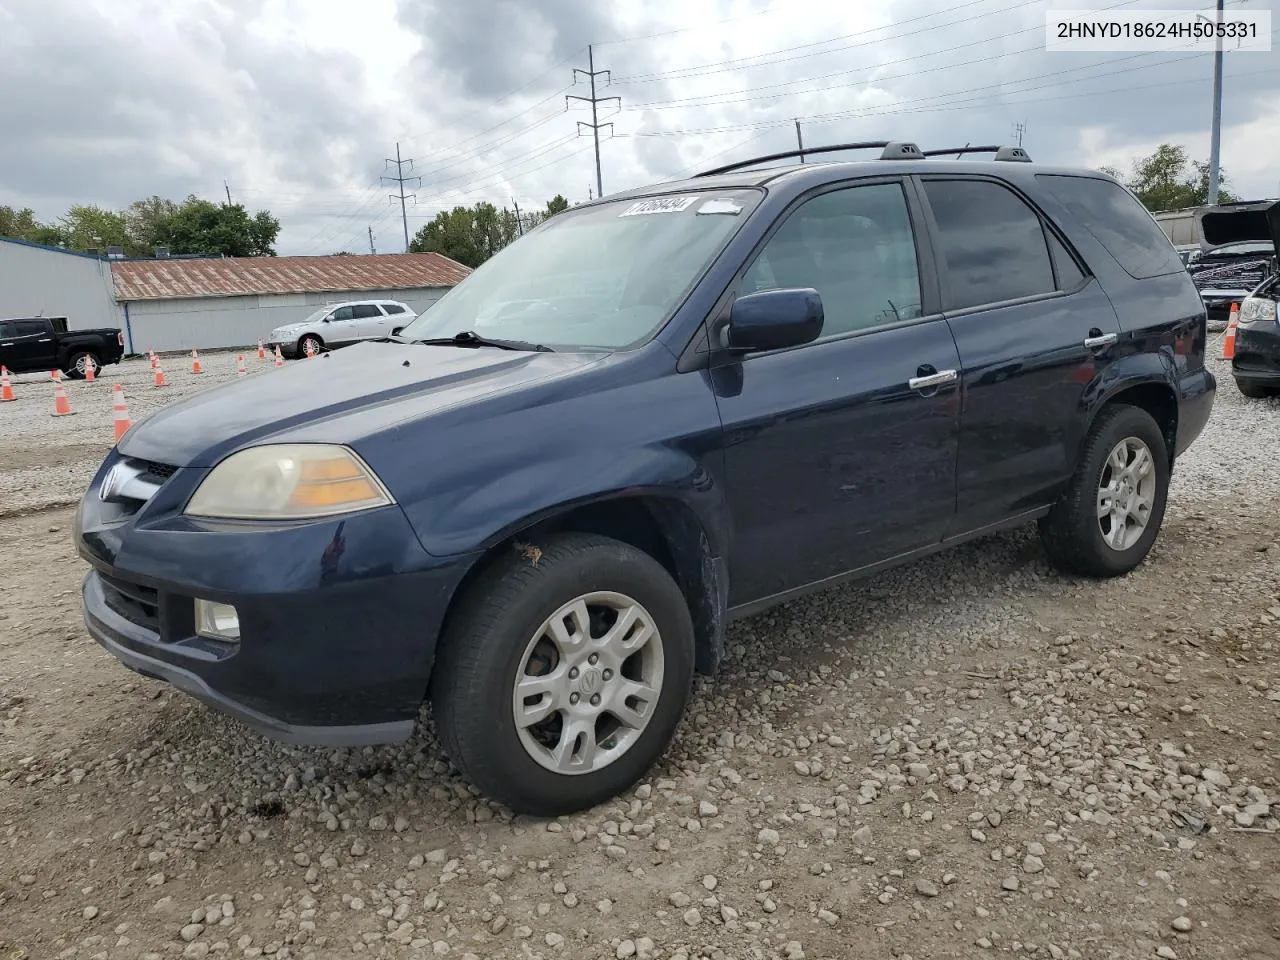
[619,196,699,216]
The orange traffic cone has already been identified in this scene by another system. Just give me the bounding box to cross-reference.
[149,350,157,369]
[257,341,266,361]
[1222,304,1239,360]
[50,369,61,382]
[190,349,203,374]
[52,380,73,416]
[274,346,284,368]
[304,339,317,358]
[1,366,14,402]
[154,364,168,388]
[112,384,132,441]
[84,356,97,382]
[237,354,247,377]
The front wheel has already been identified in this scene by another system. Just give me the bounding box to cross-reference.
[297,334,323,358]
[431,533,695,816]
[1235,377,1273,399]
[1038,404,1170,578]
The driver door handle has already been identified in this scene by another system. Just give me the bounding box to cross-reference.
[1084,332,1117,349]
[908,369,958,391]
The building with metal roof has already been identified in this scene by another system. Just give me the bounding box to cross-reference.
[109,252,471,353]
[0,237,472,354]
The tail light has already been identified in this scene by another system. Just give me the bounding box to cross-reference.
[117,332,124,346]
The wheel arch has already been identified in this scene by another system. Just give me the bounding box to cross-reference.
[436,493,729,682]
[1089,378,1179,464]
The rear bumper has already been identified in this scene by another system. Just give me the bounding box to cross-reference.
[1174,366,1216,458]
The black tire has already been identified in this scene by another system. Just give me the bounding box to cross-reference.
[431,532,695,816]
[1038,404,1170,578]
[297,334,323,358]
[1235,377,1272,399]
[65,351,98,380]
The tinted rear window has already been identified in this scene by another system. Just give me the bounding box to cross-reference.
[1036,175,1184,280]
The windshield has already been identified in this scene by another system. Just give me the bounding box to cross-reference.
[295,307,330,325]
[398,189,761,350]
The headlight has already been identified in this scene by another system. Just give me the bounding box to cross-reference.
[1240,296,1278,324]
[184,444,394,520]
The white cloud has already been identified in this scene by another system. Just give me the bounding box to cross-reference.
[0,0,1275,255]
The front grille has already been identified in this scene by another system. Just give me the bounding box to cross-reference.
[133,459,178,480]
[99,572,160,634]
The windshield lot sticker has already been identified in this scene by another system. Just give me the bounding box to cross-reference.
[620,196,699,216]
[697,198,744,216]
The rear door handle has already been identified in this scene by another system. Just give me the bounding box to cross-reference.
[1084,332,1117,349]
[908,369,958,390]
[36,338,52,343]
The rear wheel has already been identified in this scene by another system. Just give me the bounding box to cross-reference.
[1039,404,1169,578]
[1234,377,1273,399]
[431,533,695,816]
[65,351,99,379]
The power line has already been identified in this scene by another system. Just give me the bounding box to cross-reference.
[382,142,421,252]
[567,45,620,200]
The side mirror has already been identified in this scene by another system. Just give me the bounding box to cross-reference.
[727,288,823,353]
[322,315,333,323]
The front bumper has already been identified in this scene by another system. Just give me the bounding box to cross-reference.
[75,450,475,746]
[1232,321,1280,383]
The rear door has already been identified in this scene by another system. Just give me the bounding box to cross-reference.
[914,175,1122,533]
[349,303,386,340]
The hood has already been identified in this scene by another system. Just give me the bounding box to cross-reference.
[1197,200,1280,257]
[118,341,602,468]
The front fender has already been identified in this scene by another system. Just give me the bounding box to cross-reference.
[405,442,730,560]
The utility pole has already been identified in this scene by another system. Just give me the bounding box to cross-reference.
[382,142,421,252]
[512,198,524,236]
[1207,0,1225,206]
[1013,122,1026,147]
[795,120,805,163]
[223,180,233,205]
[567,45,620,200]
[368,226,376,255]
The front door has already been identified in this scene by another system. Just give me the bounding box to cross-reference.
[324,305,359,345]
[914,176,1124,531]
[710,179,961,606]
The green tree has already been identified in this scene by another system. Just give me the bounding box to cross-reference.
[409,201,522,267]
[125,196,180,250]
[544,194,570,217]
[59,205,133,252]
[149,196,280,257]
[1105,144,1238,211]
[0,205,63,245]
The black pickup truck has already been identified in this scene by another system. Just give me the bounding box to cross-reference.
[0,316,125,378]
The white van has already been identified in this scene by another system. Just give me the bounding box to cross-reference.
[266,299,413,358]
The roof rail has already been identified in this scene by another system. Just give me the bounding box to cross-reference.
[695,140,925,178]
[922,144,1032,162]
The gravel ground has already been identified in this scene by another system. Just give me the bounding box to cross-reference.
[1,337,1278,960]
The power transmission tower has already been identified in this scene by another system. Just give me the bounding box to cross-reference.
[368,226,376,255]
[1012,122,1026,147]
[382,142,421,252]
[567,45,620,200]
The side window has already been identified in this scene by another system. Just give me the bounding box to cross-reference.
[1035,174,1184,279]
[13,320,49,337]
[1046,230,1086,290]
[329,306,354,322]
[922,179,1056,311]
[741,182,922,337]
[0,322,12,339]
[382,304,406,315]
[351,304,383,319]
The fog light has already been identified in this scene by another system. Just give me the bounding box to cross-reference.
[195,599,240,640]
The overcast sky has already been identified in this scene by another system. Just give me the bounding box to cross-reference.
[1,0,1277,256]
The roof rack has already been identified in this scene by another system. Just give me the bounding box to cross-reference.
[694,141,1032,178]
[695,141,926,177]
[921,144,1032,162]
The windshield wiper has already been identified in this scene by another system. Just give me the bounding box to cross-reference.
[410,330,553,352]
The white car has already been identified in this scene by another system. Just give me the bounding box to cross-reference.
[266,299,413,358]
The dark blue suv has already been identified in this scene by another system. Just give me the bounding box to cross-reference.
[75,141,1215,816]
